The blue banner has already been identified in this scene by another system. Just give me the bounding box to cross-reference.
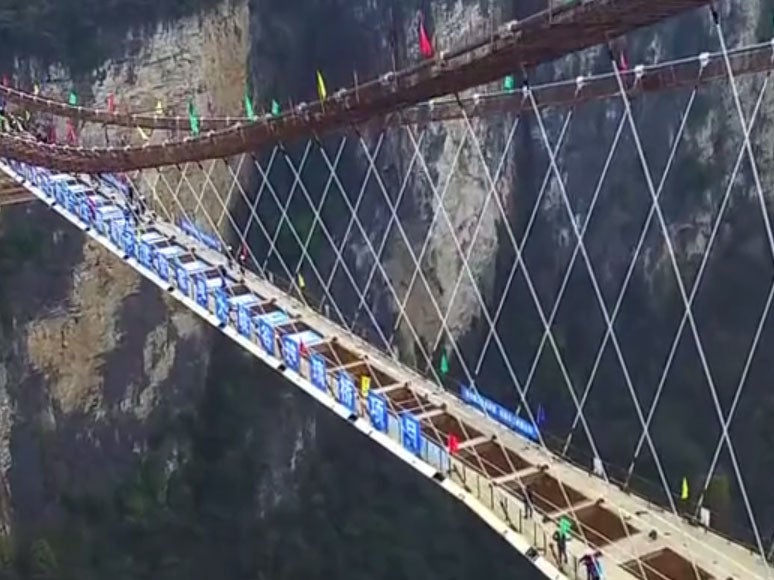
[55,184,66,206]
[258,319,275,356]
[138,242,153,269]
[214,289,229,326]
[79,200,91,225]
[122,228,136,258]
[368,392,388,433]
[283,336,300,372]
[237,305,252,337]
[156,255,169,281]
[401,413,422,455]
[95,211,106,234]
[337,371,357,414]
[66,190,78,213]
[460,385,539,441]
[310,354,327,391]
[194,275,208,308]
[176,264,190,296]
[109,220,122,247]
[179,219,222,253]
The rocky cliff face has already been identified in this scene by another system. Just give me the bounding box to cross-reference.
[0,0,772,576]
[0,0,252,531]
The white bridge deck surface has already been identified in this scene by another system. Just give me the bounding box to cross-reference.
[2,160,770,580]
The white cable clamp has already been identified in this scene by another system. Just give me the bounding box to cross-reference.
[427,99,436,111]
[770,38,774,61]
[521,84,530,100]
[380,72,395,86]
[634,64,645,83]
[473,93,481,106]
[575,75,585,93]
[698,52,710,71]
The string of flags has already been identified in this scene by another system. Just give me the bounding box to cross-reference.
[0,13,452,137]
[418,11,435,59]
[188,99,200,136]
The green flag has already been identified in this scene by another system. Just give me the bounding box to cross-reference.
[503,75,515,93]
[244,88,256,121]
[68,91,77,106]
[439,352,449,377]
[558,516,572,538]
[270,99,281,117]
[188,100,200,136]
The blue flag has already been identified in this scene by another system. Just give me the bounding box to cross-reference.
[537,404,546,427]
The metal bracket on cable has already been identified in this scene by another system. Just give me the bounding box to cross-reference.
[634,64,645,85]
[698,52,710,72]
[770,38,774,62]
[574,75,585,97]
[521,78,531,101]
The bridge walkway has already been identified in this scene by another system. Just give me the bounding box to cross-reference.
[1,158,770,580]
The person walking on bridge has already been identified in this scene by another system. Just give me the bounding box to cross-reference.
[523,484,534,519]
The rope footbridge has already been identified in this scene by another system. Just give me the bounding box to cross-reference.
[1,2,773,579]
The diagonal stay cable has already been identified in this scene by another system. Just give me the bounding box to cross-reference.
[260,141,313,272]
[320,134,385,302]
[610,41,771,576]
[250,152,351,328]
[475,111,574,378]
[191,159,267,279]
[455,97,645,565]
[401,119,598,553]
[222,153,302,291]
[428,112,522,355]
[624,71,771,484]
[278,140,394,351]
[215,153,247,230]
[349,129,538,507]
[566,82,702,455]
[521,112,627,420]
[387,132,468,344]
[293,137,346,278]
[528,78,711,577]
[239,147,279,267]
[352,130,427,327]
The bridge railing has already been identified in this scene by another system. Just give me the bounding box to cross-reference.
[5,158,760,580]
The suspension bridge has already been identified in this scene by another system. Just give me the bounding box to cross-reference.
[0,0,772,578]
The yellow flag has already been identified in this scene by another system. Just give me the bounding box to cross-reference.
[298,273,306,289]
[316,70,327,102]
[681,477,689,500]
[155,100,164,116]
[360,375,371,397]
[33,83,40,96]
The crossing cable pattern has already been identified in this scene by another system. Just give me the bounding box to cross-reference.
[118,43,774,575]
[131,147,480,465]
[8,19,774,580]
[131,121,633,562]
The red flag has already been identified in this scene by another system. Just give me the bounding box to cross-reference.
[239,242,248,263]
[66,119,77,145]
[619,52,629,72]
[447,433,460,454]
[299,340,308,357]
[418,13,434,59]
[107,93,115,113]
